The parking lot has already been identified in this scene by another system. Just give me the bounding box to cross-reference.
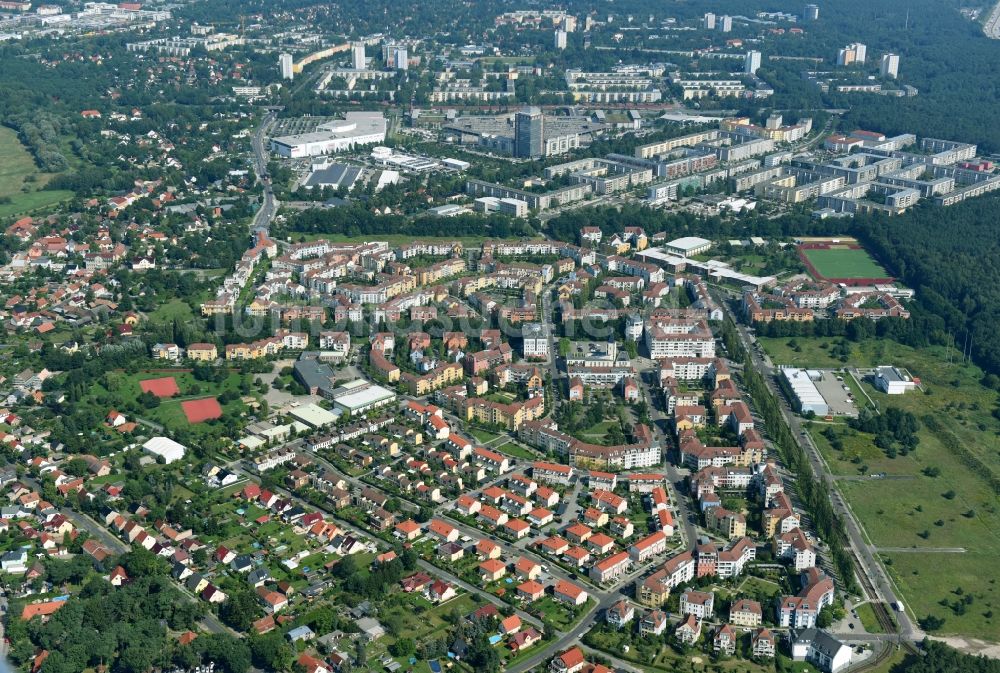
[269,116,341,137]
[813,370,859,417]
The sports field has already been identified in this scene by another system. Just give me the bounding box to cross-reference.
[181,398,223,423]
[800,245,889,280]
[139,376,181,398]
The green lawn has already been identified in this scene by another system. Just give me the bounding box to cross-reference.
[757,336,854,369]
[0,126,72,217]
[856,602,886,634]
[531,596,593,632]
[587,625,816,673]
[808,422,893,475]
[0,189,74,218]
[148,298,196,322]
[866,649,909,673]
[576,420,618,443]
[470,428,501,444]
[496,442,535,460]
[760,336,1000,639]
[801,245,888,279]
[735,575,784,597]
[380,593,479,641]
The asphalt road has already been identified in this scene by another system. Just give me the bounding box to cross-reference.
[251,110,279,234]
[633,359,698,548]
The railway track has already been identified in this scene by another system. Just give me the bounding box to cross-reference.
[846,547,920,672]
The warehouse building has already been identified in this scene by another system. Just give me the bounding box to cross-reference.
[873,366,917,395]
[289,403,341,428]
[142,437,187,464]
[331,379,397,415]
[271,112,387,158]
[780,368,829,416]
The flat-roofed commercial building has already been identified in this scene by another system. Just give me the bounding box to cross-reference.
[780,368,829,416]
[331,379,397,415]
[271,112,387,158]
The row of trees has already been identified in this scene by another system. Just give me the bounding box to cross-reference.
[281,205,535,241]
[740,348,859,594]
[5,112,71,172]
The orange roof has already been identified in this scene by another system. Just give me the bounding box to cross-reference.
[554,579,585,599]
[21,601,65,621]
[533,461,571,474]
[501,615,522,632]
[594,551,631,571]
[479,559,506,573]
[395,519,421,533]
[31,650,49,673]
[557,647,585,668]
[529,507,553,519]
[479,504,505,521]
[588,533,615,548]
[518,580,544,595]
[428,519,456,537]
[515,557,539,573]
[632,531,666,550]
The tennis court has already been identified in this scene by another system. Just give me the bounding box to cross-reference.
[181,398,223,423]
[139,376,180,398]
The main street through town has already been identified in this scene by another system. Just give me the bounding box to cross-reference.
[251,109,280,235]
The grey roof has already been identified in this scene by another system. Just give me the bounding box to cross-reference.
[875,366,905,382]
[247,567,271,584]
[795,628,849,658]
[293,358,336,394]
[357,616,385,637]
[304,163,362,189]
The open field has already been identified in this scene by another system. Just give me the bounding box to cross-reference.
[148,298,197,322]
[761,337,1000,639]
[801,246,886,278]
[761,338,1000,477]
[0,126,72,217]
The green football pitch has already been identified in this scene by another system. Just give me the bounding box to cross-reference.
[802,246,888,279]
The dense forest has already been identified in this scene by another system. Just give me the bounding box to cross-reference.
[852,193,1000,378]
[893,640,1000,673]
